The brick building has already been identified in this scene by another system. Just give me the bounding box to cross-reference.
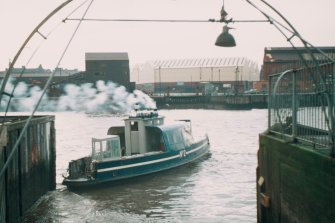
[262,46,335,80]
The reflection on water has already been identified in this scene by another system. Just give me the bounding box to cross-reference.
[22,109,267,223]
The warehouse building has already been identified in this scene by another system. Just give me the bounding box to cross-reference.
[85,52,134,90]
[262,46,335,80]
[253,46,335,93]
[132,57,259,95]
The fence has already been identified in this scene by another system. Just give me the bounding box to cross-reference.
[268,62,334,156]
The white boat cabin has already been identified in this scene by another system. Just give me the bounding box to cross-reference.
[96,110,194,159]
[124,114,165,155]
[100,110,166,158]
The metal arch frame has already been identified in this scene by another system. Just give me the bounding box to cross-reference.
[0,1,333,176]
[0,0,74,105]
[270,69,293,134]
[0,0,96,180]
[229,0,335,156]
[257,0,334,157]
[0,0,77,179]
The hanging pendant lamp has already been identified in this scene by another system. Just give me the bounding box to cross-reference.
[215,25,236,47]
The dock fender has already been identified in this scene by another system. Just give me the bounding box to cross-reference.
[90,160,97,178]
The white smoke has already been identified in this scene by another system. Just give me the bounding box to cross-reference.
[0,79,156,113]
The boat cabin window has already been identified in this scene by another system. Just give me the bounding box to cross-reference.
[182,127,194,146]
[92,137,121,161]
[165,128,185,150]
[130,121,138,131]
[146,128,165,151]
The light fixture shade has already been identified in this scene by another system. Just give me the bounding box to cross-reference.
[215,26,236,47]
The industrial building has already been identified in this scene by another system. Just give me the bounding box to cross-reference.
[131,57,259,95]
[0,65,79,86]
[262,46,335,80]
[252,46,335,93]
[85,52,134,90]
[0,52,135,96]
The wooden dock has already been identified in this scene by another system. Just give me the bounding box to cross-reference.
[0,115,55,223]
[257,133,335,223]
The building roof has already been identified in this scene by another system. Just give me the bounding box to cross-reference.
[265,46,335,53]
[85,52,129,61]
[151,57,256,69]
[264,46,335,62]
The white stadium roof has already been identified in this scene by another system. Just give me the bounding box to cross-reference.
[151,57,255,69]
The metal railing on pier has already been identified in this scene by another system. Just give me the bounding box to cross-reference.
[268,62,334,156]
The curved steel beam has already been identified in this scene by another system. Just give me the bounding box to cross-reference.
[0,0,75,180]
[248,0,334,156]
[0,0,74,105]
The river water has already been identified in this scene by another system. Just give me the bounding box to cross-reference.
[22,109,267,223]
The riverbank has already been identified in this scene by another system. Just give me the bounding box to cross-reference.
[153,94,268,110]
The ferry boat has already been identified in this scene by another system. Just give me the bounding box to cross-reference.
[62,109,210,190]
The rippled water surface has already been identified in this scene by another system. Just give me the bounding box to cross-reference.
[22,109,267,223]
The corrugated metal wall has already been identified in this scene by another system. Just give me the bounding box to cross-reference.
[133,57,260,84]
[0,115,55,223]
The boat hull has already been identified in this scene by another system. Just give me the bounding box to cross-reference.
[62,138,209,190]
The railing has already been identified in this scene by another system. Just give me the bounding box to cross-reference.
[268,62,334,156]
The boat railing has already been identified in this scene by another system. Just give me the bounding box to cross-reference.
[268,62,335,156]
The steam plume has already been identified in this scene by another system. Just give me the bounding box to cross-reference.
[0,79,156,113]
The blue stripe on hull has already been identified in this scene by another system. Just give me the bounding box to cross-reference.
[64,139,209,188]
[96,140,209,181]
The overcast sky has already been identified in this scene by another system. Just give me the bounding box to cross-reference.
[1,0,335,71]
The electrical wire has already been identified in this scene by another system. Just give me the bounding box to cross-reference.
[63,17,269,23]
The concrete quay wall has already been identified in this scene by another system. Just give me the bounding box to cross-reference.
[153,94,268,110]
